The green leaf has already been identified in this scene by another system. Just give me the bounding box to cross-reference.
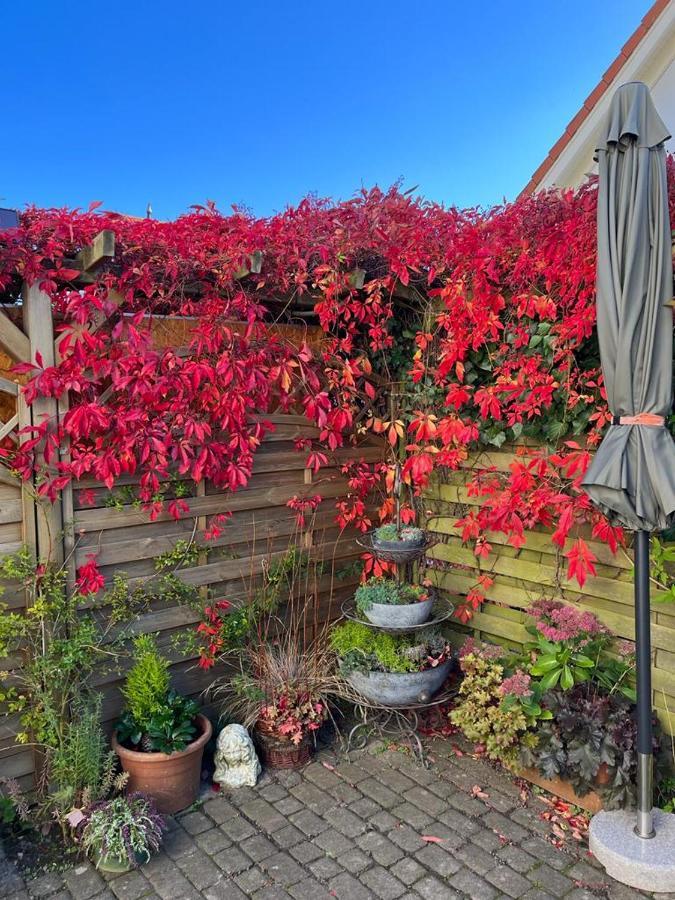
[539,668,562,691]
[573,655,595,668]
[530,655,560,675]
[560,665,574,690]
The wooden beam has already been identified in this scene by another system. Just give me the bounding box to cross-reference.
[0,415,18,441]
[0,375,19,396]
[77,229,115,271]
[0,310,30,363]
[22,282,63,564]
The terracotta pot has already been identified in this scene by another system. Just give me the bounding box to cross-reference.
[112,714,212,814]
[255,726,313,770]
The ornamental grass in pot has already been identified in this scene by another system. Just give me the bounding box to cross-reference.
[216,639,335,770]
[76,792,165,873]
[355,576,434,627]
[331,622,452,706]
[113,635,212,814]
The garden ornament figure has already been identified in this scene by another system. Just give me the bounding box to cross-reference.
[213,724,261,788]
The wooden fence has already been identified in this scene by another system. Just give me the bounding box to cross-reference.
[0,278,382,790]
[425,446,675,735]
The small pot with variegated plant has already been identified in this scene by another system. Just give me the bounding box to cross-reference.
[355,577,434,627]
[77,793,165,873]
[112,635,212,814]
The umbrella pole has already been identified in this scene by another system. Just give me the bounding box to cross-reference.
[634,529,655,839]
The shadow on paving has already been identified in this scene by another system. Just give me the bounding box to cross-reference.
[2,736,673,900]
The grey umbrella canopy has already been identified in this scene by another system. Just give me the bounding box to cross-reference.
[582,82,675,530]
[582,82,674,847]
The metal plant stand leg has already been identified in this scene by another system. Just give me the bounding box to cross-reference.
[343,702,427,765]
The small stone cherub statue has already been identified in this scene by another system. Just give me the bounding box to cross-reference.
[213,724,261,788]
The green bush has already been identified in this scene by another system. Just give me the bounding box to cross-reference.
[122,635,170,731]
[330,621,450,675]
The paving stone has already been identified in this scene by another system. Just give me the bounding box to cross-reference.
[329,783,363,804]
[520,890,557,900]
[143,865,200,900]
[194,827,232,856]
[526,863,574,897]
[252,888,293,900]
[260,784,289,803]
[348,797,381,819]
[275,798,304,817]
[176,849,221,891]
[108,870,151,900]
[518,837,569,872]
[469,827,504,853]
[390,802,433,830]
[288,878,333,900]
[322,807,367,838]
[509,808,551,837]
[328,872,374,900]
[288,809,328,837]
[415,843,461,878]
[359,778,400,809]
[444,791,486,817]
[496,845,536,874]
[178,811,212,835]
[482,812,529,845]
[360,832,405,866]
[289,784,335,815]
[240,799,289,834]
[386,824,426,853]
[402,786,447,818]
[261,852,308,887]
[219,815,258,842]
[212,846,253,875]
[485,863,533,898]
[202,798,238,825]
[26,872,67,898]
[314,828,355,857]
[234,866,270,894]
[361,865,406,900]
[389,857,427,887]
[274,770,303,789]
[337,849,371,874]
[161,827,198,860]
[448,866,499,899]
[241,834,278,862]
[308,857,343,881]
[202,877,248,900]
[452,840,498,875]
[289,842,324,865]
[273,825,305,849]
[413,874,462,899]
[368,810,398,832]
[63,865,106,900]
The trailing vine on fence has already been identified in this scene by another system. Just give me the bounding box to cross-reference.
[1,160,673,621]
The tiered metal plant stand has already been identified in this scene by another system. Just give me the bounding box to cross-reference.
[338,528,456,767]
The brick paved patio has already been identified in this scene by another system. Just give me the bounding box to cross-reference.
[1,738,671,900]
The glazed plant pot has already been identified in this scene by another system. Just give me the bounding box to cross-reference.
[112,714,212,814]
[345,659,451,706]
[92,849,146,874]
[255,725,313,770]
[363,596,434,628]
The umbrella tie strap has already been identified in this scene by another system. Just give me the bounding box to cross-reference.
[611,413,665,426]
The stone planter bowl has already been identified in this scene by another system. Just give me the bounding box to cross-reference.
[363,596,434,628]
[345,659,451,706]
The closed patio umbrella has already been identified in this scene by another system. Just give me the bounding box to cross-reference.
[581,82,675,890]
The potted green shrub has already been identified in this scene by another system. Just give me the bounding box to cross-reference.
[355,577,434,627]
[112,635,212,814]
[77,793,165,873]
[331,622,452,705]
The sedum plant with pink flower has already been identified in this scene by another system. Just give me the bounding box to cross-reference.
[523,599,635,700]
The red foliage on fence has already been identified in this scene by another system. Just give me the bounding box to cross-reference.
[1,162,673,620]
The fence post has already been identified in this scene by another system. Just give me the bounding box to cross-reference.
[22,282,63,565]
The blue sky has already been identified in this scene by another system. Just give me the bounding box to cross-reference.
[3,1,653,219]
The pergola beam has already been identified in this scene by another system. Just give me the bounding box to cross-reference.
[0,309,30,362]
